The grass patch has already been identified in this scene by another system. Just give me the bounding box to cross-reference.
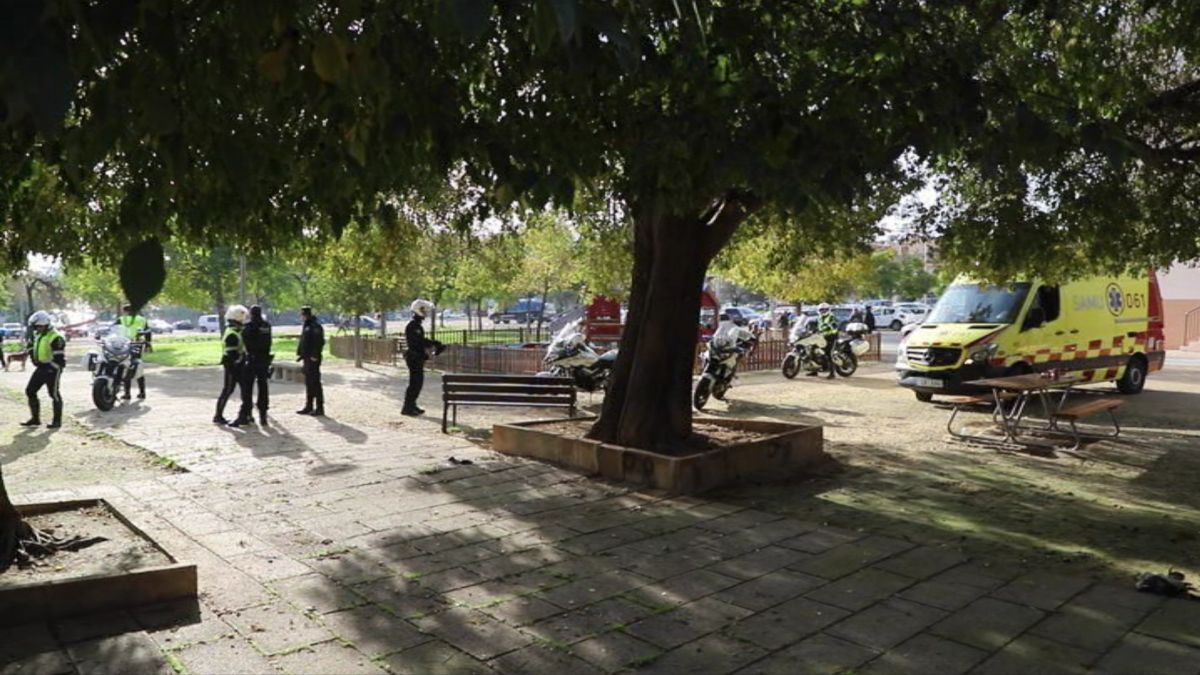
[143,337,299,367]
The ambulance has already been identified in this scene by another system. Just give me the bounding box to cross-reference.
[897,272,1166,401]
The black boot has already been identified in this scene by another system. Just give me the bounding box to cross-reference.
[46,403,62,429]
[213,415,229,425]
[259,411,269,427]
[297,398,313,415]
[21,400,40,426]
[137,379,146,400]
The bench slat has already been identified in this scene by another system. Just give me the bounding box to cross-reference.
[945,392,1018,405]
[446,394,576,406]
[445,384,574,395]
[444,374,571,386]
[1054,399,1123,420]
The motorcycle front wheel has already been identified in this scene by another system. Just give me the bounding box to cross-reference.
[833,350,858,377]
[781,353,801,379]
[93,378,116,411]
[693,377,711,411]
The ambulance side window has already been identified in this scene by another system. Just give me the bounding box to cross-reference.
[1023,285,1061,330]
[1039,286,1061,322]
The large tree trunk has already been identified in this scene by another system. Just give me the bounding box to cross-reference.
[588,192,759,450]
[1,464,105,573]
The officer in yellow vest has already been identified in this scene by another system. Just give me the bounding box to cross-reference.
[213,305,248,425]
[21,311,66,429]
[115,303,149,399]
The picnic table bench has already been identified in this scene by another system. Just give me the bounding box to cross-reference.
[1051,398,1123,450]
[441,373,576,433]
[947,373,1125,451]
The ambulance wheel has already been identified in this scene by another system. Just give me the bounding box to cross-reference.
[1116,356,1147,395]
[914,391,934,403]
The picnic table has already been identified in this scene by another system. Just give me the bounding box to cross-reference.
[947,372,1123,451]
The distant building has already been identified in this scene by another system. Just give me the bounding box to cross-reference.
[1159,264,1200,350]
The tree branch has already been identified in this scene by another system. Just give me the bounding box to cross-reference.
[701,189,762,260]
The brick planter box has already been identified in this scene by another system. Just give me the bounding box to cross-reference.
[0,499,197,627]
[492,417,827,495]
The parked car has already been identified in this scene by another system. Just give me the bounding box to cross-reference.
[490,298,552,324]
[894,302,932,320]
[173,320,194,331]
[722,306,764,327]
[872,306,924,331]
[148,319,174,334]
[2,322,24,339]
[337,315,379,331]
[90,324,112,339]
[197,314,220,333]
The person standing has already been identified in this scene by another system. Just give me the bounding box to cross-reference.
[115,303,150,399]
[21,311,66,428]
[811,302,839,380]
[214,305,249,425]
[864,305,877,333]
[296,306,325,416]
[234,305,273,427]
[402,299,443,416]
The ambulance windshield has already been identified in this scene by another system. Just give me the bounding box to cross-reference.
[927,282,1031,324]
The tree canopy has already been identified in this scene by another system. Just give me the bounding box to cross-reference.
[5,1,1200,449]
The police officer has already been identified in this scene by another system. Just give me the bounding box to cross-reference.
[115,302,150,399]
[21,311,66,428]
[235,305,273,427]
[402,299,443,416]
[296,306,325,416]
[813,302,839,379]
[214,305,249,425]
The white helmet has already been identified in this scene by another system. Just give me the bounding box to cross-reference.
[225,304,249,324]
[28,310,52,327]
[817,303,831,313]
[410,299,434,318]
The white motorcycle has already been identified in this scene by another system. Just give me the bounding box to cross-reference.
[540,319,618,392]
[83,333,145,411]
[781,321,871,378]
[693,332,756,411]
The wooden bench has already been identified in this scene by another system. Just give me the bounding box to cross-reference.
[271,362,305,383]
[441,374,576,433]
[1051,398,1123,450]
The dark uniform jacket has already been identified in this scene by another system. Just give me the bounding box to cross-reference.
[404,317,435,361]
[298,318,325,360]
[243,318,273,362]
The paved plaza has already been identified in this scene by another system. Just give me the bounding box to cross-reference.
[2,362,1199,674]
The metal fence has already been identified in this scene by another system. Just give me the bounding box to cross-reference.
[329,331,882,374]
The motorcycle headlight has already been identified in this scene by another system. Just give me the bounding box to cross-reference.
[964,342,999,365]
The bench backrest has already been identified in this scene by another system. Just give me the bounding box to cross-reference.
[443,373,576,406]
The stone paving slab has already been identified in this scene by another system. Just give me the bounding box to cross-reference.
[5,364,1200,674]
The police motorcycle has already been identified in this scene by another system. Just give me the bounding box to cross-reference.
[83,329,149,411]
[781,318,870,379]
[693,321,757,411]
[539,319,618,392]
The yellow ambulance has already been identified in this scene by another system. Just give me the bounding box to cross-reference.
[897,272,1166,401]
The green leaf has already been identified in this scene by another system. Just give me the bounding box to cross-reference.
[312,35,349,84]
[258,48,289,83]
[119,239,166,314]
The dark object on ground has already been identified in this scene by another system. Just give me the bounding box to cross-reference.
[440,373,576,433]
[1136,569,1195,597]
[448,457,474,466]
